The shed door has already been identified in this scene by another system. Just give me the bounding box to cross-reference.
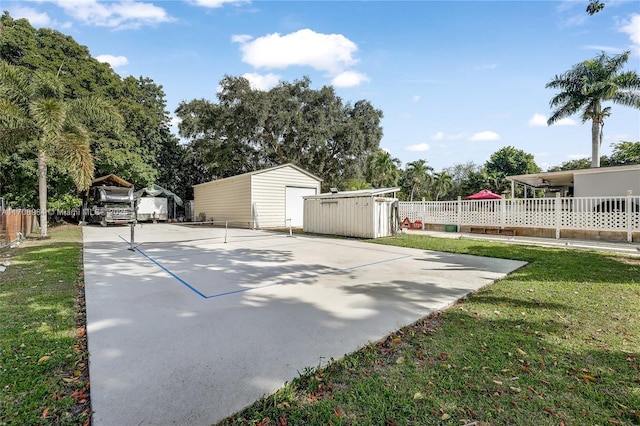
[286,187,317,227]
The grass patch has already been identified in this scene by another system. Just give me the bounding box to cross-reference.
[219,234,640,425]
[0,224,89,426]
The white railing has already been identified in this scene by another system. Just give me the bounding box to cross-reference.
[399,195,640,242]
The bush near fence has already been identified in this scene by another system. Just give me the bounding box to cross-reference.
[1,209,37,246]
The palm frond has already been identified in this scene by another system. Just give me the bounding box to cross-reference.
[0,61,32,108]
[29,98,66,138]
[68,96,125,134]
[52,130,95,191]
[31,69,65,100]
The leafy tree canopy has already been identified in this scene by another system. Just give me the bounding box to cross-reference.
[176,75,383,190]
[1,12,187,209]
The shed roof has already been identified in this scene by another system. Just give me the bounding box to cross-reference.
[193,163,322,188]
[91,174,133,188]
[507,164,640,188]
[305,187,400,200]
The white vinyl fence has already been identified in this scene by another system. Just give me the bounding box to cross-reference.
[400,195,640,242]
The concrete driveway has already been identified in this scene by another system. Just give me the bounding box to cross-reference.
[83,224,526,425]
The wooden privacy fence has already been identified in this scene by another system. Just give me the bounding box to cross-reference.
[400,195,640,242]
[1,209,37,247]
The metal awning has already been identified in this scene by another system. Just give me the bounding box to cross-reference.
[507,170,575,188]
[507,164,640,189]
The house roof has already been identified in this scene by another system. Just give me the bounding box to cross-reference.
[91,174,133,188]
[304,187,401,199]
[193,163,322,188]
[507,164,640,188]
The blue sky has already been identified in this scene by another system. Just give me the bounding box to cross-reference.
[5,0,640,172]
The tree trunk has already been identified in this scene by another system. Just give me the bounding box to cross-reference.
[38,150,48,238]
[591,117,601,168]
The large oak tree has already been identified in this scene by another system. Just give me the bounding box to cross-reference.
[176,76,383,190]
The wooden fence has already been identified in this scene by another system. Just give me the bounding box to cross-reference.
[1,209,37,247]
[400,195,640,242]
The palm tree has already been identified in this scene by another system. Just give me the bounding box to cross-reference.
[404,159,433,202]
[546,51,640,168]
[0,62,122,237]
[366,150,401,188]
[344,178,372,191]
[433,171,453,201]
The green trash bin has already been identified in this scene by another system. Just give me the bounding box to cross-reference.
[444,224,457,232]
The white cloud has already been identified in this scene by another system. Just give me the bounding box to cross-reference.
[469,131,500,141]
[555,117,577,126]
[236,28,359,74]
[242,73,280,91]
[96,54,128,68]
[619,14,640,55]
[331,71,370,88]
[11,6,52,27]
[52,0,172,29]
[412,95,420,103]
[528,113,548,127]
[188,0,247,8]
[169,115,181,126]
[232,34,253,43]
[534,114,577,127]
[405,143,430,152]
[431,131,465,141]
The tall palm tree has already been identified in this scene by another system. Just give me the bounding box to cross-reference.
[433,171,453,201]
[404,159,433,202]
[546,51,640,168]
[0,62,122,237]
[366,150,401,188]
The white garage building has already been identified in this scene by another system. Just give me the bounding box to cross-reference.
[193,164,321,228]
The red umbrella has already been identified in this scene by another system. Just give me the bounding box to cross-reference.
[465,189,502,200]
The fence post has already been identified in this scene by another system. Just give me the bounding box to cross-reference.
[555,193,561,239]
[627,190,633,243]
[422,197,426,230]
[456,196,461,230]
[500,197,506,229]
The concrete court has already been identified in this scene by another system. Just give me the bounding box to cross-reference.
[83,224,526,426]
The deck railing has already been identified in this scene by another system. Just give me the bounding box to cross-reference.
[399,195,640,242]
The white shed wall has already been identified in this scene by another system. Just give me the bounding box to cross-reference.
[304,196,397,238]
[193,174,252,225]
[574,170,640,197]
[252,167,320,228]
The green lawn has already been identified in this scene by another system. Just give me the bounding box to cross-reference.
[220,234,640,426]
[1,228,639,425]
[0,225,89,426]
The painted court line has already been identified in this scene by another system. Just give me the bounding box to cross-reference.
[118,234,413,299]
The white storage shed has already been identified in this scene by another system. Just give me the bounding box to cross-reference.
[303,188,400,238]
[193,164,322,228]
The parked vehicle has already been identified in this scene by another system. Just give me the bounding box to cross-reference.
[83,185,135,226]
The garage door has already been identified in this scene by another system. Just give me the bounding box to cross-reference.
[285,187,317,227]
